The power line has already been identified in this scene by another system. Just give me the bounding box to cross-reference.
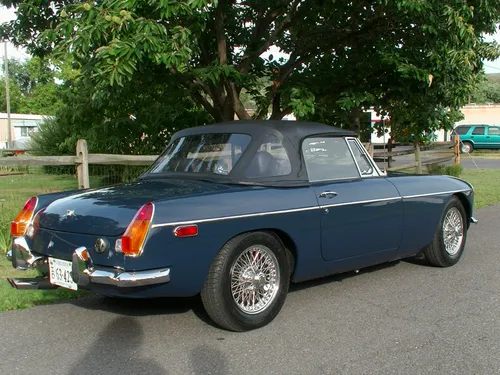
[484,64,500,72]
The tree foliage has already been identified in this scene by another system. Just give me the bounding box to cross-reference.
[0,57,66,114]
[2,0,500,138]
[471,74,500,103]
[30,64,211,156]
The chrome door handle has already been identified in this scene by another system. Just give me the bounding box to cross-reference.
[319,191,338,198]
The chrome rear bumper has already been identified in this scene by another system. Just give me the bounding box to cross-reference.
[72,247,170,288]
[6,237,170,289]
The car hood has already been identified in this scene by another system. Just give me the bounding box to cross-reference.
[38,178,236,236]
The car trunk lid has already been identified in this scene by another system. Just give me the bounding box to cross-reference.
[38,178,234,236]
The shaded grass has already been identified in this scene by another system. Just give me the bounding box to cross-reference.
[0,258,89,311]
[0,173,79,255]
[0,173,90,311]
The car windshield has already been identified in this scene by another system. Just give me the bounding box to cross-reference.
[147,133,252,176]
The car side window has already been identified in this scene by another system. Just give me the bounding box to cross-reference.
[245,134,292,178]
[472,127,485,135]
[302,137,360,182]
[488,127,500,136]
[347,139,374,176]
[454,126,471,135]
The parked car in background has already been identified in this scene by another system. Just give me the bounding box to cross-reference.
[452,124,500,153]
[7,121,477,331]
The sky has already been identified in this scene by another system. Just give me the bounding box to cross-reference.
[1,5,500,73]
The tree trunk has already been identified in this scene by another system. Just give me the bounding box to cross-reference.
[347,107,361,135]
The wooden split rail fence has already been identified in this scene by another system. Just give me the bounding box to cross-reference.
[370,135,461,172]
[0,140,158,189]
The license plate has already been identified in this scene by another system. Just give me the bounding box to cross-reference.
[48,257,78,291]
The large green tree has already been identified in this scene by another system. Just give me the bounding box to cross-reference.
[2,0,500,132]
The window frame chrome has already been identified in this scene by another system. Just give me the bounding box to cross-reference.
[345,137,384,178]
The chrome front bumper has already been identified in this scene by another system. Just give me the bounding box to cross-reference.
[7,237,170,289]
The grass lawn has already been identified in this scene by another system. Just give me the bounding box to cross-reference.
[461,169,500,209]
[0,172,91,312]
[0,168,498,312]
[0,173,79,252]
[0,257,89,312]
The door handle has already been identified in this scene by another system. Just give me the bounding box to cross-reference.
[319,191,338,198]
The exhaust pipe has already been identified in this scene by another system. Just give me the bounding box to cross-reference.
[7,277,57,290]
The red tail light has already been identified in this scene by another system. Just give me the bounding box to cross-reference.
[11,197,38,237]
[121,203,154,257]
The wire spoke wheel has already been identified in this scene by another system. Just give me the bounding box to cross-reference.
[442,206,464,256]
[230,245,280,314]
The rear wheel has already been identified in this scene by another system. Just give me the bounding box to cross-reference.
[460,141,473,153]
[423,196,467,267]
[201,231,291,332]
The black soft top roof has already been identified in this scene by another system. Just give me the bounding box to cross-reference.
[174,120,357,140]
[143,120,358,187]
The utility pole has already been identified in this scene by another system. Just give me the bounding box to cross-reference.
[3,41,12,149]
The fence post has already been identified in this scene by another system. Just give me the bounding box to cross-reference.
[387,138,393,168]
[414,138,422,174]
[454,135,461,165]
[76,139,90,189]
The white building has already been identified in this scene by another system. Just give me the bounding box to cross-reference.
[0,113,49,150]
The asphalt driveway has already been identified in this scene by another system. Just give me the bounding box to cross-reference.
[1,205,499,375]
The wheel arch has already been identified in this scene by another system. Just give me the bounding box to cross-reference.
[223,228,298,276]
[453,192,472,228]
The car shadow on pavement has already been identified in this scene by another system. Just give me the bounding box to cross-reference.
[288,260,400,293]
[69,294,222,328]
[64,261,405,328]
[67,316,167,375]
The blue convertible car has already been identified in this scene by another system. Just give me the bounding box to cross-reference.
[7,121,477,331]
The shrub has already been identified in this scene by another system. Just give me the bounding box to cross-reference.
[426,163,445,175]
[444,164,463,177]
[426,163,463,177]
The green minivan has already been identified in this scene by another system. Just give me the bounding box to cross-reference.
[452,124,500,153]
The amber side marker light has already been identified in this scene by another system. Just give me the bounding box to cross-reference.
[11,197,38,237]
[121,202,154,257]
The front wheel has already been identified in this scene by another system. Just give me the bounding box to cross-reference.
[201,231,291,332]
[423,196,467,267]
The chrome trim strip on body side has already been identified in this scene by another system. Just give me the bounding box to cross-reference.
[319,196,401,209]
[401,189,472,199]
[151,206,320,228]
[151,189,473,228]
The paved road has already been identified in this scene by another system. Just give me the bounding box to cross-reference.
[1,205,500,375]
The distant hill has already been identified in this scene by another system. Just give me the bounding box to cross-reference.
[486,73,500,84]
